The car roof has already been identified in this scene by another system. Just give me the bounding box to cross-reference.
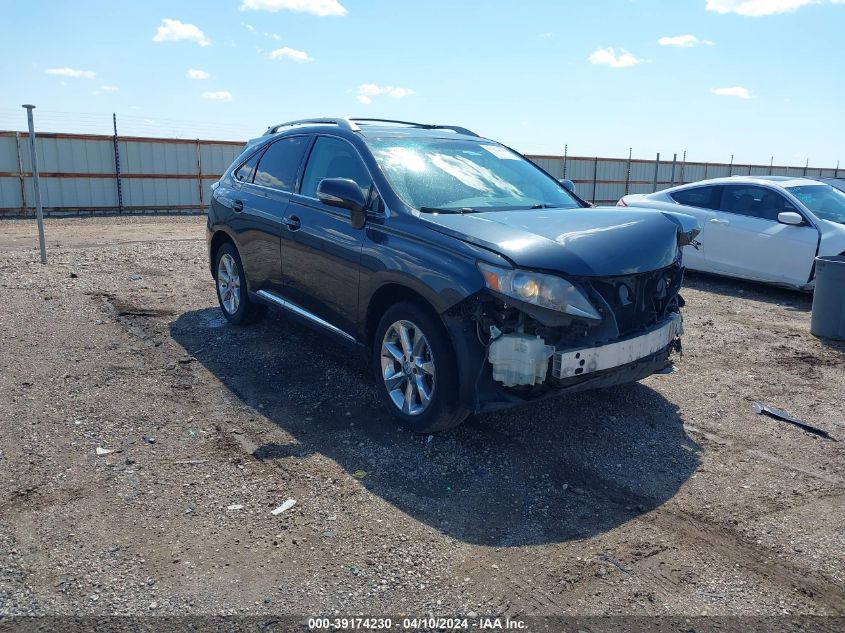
[255,117,487,144]
[670,175,825,190]
[355,125,483,141]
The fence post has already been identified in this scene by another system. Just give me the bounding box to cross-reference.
[652,152,660,192]
[728,154,734,176]
[14,132,28,215]
[112,113,124,213]
[562,144,568,179]
[670,153,677,185]
[624,147,632,195]
[195,139,204,209]
[704,163,709,179]
[769,156,774,175]
[591,156,598,204]
[22,105,47,264]
[680,150,686,184]
[803,158,808,177]
[835,161,840,179]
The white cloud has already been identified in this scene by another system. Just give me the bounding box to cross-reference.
[264,32,282,40]
[588,47,647,68]
[186,68,211,80]
[539,32,553,38]
[240,0,347,16]
[269,46,314,62]
[711,86,753,99]
[705,0,816,16]
[100,85,120,92]
[355,84,415,104]
[658,34,715,47]
[202,91,233,101]
[45,67,96,79]
[244,23,257,32]
[152,18,211,47]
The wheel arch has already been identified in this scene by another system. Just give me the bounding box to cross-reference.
[365,282,445,350]
[208,228,237,277]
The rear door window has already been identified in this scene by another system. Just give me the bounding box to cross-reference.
[253,136,310,191]
[670,186,720,210]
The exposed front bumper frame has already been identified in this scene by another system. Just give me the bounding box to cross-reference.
[553,313,683,380]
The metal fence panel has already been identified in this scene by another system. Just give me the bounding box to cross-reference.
[200,143,243,175]
[120,140,196,175]
[122,178,198,207]
[0,177,22,208]
[0,136,21,172]
[0,130,840,215]
[30,177,117,208]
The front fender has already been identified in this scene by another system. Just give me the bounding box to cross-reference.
[659,211,702,247]
[357,223,509,325]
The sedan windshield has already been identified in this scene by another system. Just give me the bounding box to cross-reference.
[366,137,581,212]
[787,185,845,225]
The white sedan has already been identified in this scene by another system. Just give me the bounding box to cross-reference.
[618,177,845,291]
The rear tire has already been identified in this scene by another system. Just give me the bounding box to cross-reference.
[214,242,265,325]
[372,302,469,433]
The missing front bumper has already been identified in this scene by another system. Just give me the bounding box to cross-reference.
[552,313,683,380]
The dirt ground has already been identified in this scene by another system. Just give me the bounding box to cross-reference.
[1,216,844,625]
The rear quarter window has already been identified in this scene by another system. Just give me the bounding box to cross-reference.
[670,186,719,209]
[234,151,262,183]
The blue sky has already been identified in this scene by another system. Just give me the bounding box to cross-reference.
[2,0,844,166]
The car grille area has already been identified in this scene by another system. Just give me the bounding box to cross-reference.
[587,259,683,338]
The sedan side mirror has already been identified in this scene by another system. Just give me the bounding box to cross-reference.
[317,178,367,229]
[558,178,576,193]
[778,211,804,226]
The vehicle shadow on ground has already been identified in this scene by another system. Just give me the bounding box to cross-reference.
[171,307,701,547]
[683,270,812,312]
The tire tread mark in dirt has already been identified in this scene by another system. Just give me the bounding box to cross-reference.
[643,509,845,613]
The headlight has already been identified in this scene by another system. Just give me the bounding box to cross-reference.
[478,262,601,320]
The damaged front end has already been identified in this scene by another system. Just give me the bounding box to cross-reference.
[444,251,688,413]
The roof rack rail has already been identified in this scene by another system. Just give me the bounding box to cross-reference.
[349,118,479,137]
[264,118,360,135]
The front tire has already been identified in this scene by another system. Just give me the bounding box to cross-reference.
[214,242,265,325]
[372,302,469,433]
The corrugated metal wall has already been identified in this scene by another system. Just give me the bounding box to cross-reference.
[0,131,243,216]
[1,130,841,215]
[528,154,842,205]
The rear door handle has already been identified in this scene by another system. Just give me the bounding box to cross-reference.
[232,199,244,212]
[709,218,729,225]
[283,215,301,231]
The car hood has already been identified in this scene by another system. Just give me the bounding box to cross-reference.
[420,206,701,276]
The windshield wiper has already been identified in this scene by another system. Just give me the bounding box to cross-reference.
[419,206,478,214]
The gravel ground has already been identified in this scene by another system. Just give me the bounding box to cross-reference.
[1,216,844,624]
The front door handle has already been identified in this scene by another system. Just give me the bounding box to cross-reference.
[283,215,301,231]
[232,199,244,212]
[709,218,729,225]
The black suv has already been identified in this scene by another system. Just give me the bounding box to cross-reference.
[207,118,699,433]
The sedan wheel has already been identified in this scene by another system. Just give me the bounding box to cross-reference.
[380,319,436,416]
[217,253,241,315]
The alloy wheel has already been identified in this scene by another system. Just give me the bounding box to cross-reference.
[217,253,241,315]
[380,320,436,415]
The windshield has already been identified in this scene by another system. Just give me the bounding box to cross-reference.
[365,137,581,212]
[787,185,845,225]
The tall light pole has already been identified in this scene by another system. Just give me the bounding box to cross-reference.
[22,104,47,264]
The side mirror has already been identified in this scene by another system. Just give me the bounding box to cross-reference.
[558,178,576,193]
[317,178,367,229]
[778,211,804,226]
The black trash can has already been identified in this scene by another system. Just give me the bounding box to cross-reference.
[811,255,845,341]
